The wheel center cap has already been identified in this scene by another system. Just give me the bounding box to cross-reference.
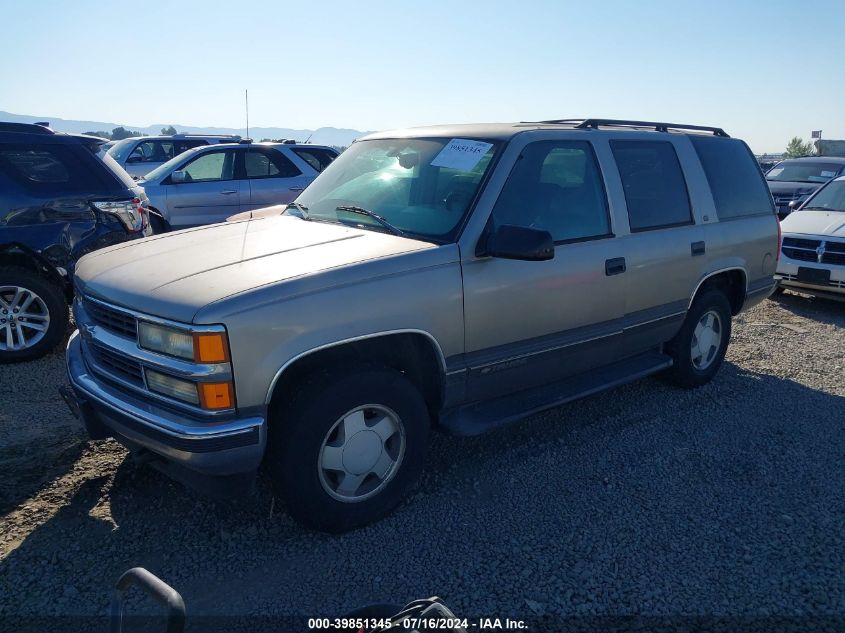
[342,431,382,475]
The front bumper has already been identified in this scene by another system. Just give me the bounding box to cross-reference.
[776,259,845,299]
[64,331,266,487]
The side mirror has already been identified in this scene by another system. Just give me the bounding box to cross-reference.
[171,170,187,184]
[125,155,143,164]
[483,224,554,261]
[788,200,801,211]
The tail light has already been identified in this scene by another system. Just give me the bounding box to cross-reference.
[92,198,146,233]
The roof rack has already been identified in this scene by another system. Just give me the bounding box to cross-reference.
[0,122,56,135]
[539,118,730,138]
[172,133,242,139]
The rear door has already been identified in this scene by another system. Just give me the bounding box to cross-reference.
[164,148,244,227]
[606,138,704,354]
[242,148,313,211]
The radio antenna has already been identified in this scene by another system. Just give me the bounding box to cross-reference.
[245,89,249,138]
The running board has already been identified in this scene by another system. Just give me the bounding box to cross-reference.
[439,350,673,436]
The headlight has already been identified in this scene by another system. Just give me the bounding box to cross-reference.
[138,322,231,363]
[145,369,200,405]
[138,322,194,360]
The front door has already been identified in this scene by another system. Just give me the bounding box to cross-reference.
[461,140,627,402]
[164,148,243,227]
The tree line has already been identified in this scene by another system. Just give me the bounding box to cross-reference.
[83,125,178,140]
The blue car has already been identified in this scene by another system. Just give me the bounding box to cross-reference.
[0,122,152,362]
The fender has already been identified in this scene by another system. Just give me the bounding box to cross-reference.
[0,242,69,289]
[263,328,447,405]
[687,266,747,309]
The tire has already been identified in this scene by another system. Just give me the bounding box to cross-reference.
[148,211,170,234]
[266,364,430,532]
[0,267,69,363]
[663,288,732,388]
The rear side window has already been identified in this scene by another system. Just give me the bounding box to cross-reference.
[292,148,337,172]
[611,140,692,231]
[690,136,775,219]
[0,144,109,192]
[244,150,301,178]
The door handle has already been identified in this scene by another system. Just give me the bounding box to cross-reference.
[289,187,305,192]
[220,190,238,195]
[691,241,706,256]
[605,257,626,276]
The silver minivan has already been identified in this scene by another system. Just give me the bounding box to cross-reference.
[137,142,338,230]
[107,134,242,179]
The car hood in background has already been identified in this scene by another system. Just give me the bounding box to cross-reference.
[780,210,845,238]
[767,181,823,197]
[74,216,437,322]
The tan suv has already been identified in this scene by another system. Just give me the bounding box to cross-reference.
[63,119,780,531]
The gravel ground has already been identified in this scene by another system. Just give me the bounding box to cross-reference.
[0,291,844,631]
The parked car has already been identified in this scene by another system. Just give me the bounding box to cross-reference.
[775,174,845,300]
[137,142,338,230]
[107,134,242,179]
[0,122,151,362]
[765,156,845,219]
[62,118,778,531]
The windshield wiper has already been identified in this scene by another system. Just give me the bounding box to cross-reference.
[285,202,310,220]
[336,205,407,237]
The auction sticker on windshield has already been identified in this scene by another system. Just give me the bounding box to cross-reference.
[431,138,493,171]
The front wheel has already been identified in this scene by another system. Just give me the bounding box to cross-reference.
[266,365,430,532]
[0,268,69,363]
[663,289,732,388]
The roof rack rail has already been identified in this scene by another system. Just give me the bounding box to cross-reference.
[540,118,730,137]
[0,122,56,135]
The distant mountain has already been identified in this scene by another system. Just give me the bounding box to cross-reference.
[0,110,369,147]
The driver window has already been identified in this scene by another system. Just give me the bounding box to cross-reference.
[180,150,234,182]
[490,141,611,243]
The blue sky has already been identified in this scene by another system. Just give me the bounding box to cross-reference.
[1,0,842,152]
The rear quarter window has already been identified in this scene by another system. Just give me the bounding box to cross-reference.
[292,147,338,172]
[690,136,775,219]
[0,143,115,193]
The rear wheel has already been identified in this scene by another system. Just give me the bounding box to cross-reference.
[266,365,430,532]
[664,289,731,388]
[0,268,68,363]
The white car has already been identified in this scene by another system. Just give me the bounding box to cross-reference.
[776,174,845,300]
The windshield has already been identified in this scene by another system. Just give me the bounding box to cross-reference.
[766,161,842,183]
[106,138,139,162]
[293,137,499,242]
[803,178,845,211]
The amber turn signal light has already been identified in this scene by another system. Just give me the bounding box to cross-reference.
[198,381,234,410]
[193,332,230,363]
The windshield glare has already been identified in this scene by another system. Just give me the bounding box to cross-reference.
[766,161,842,183]
[803,179,845,211]
[293,138,499,242]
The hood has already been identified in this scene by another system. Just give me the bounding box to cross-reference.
[74,216,436,322]
[781,210,845,238]
[767,181,823,196]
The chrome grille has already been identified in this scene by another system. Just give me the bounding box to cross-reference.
[781,237,845,266]
[88,342,144,386]
[83,297,137,339]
